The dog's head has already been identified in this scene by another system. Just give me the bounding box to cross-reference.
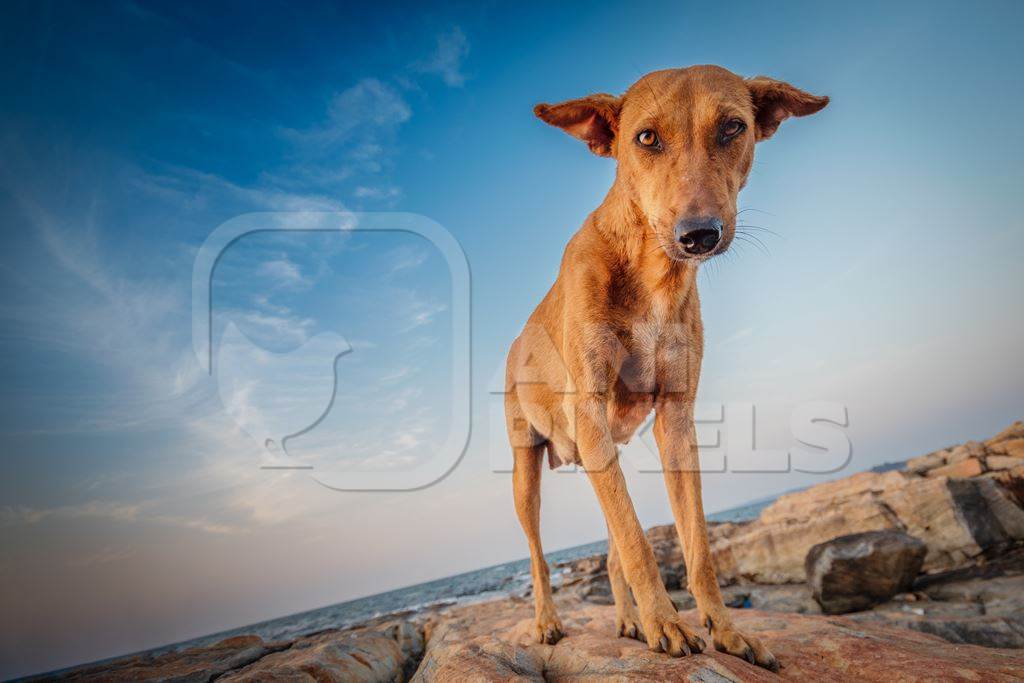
[535,65,828,261]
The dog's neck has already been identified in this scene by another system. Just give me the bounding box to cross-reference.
[591,182,698,308]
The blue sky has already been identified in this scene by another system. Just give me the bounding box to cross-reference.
[2,0,1023,678]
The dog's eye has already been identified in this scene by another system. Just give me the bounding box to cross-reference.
[720,119,746,141]
[636,129,660,148]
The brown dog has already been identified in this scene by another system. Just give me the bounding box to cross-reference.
[504,65,827,670]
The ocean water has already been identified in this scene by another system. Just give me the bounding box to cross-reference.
[149,499,771,658]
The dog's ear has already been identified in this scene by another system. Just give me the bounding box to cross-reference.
[746,77,829,141]
[533,94,622,157]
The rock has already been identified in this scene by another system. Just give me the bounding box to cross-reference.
[711,469,1024,584]
[806,530,927,614]
[411,597,1024,681]
[646,523,689,589]
[920,573,1024,617]
[871,593,986,618]
[850,611,1024,649]
[928,456,985,478]
[671,584,822,614]
[987,465,1024,507]
[52,622,426,683]
[746,584,821,614]
[989,421,1024,445]
[947,441,988,464]
[576,576,614,605]
[847,559,1024,648]
[993,438,1024,458]
[667,589,698,611]
[906,449,948,474]
[989,455,1024,471]
[221,621,424,682]
[556,553,605,576]
[46,635,285,682]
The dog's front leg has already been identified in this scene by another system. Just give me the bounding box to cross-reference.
[653,399,779,671]
[573,396,705,657]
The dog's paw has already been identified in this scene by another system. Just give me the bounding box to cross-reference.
[534,611,565,645]
[615,606,645,642]
[704,615,778,672]
[642,606,705,657]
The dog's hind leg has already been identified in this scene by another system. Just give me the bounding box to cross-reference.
[607,522,644,642]
[513,443,564,644]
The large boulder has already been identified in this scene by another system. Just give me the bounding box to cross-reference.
[805,530,927,614]
[412,597,1024,681]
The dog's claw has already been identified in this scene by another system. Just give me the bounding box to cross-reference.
[707,620,777,671]
[535,611,565,645]
[615,612,645,643]
[645,610,703,658]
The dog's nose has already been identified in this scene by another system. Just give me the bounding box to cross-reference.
[675,217,723,255]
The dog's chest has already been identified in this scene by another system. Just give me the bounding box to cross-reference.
[607,301,678,443]
[617,294,676,378]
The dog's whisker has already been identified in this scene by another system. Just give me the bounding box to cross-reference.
[736,230,772,251]
[733,234,770,256]
[736,207,776,217]
[736,224,783,238]
[735,229,779,252]
[733,225,778,241]
[734,232,770,253]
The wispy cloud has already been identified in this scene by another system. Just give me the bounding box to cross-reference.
[282,78,411,150]
[131,165,346,212]
[0,501,141,525]
[401,299,448,332]
[0,500,244,535]
[258,256,312,290]
[413,27,471,87]
[353,185,402,201]
[386,246,429,275]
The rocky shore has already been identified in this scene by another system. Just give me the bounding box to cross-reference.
[42,420,1024,681]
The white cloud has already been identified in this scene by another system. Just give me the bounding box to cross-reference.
[283,78,411,149]
[413,27,470,87]
[258,256,311,290]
